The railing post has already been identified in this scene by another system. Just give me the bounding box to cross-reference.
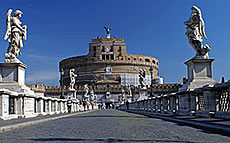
[203,86,217,117]
[152,97,156,112]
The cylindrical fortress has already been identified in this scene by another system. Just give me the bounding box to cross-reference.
[59,38,159,87]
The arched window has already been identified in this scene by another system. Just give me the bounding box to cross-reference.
[145,59,150,62]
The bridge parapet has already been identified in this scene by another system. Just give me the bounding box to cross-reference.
[119,81,230,120]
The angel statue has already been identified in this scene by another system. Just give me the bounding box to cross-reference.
[104,26,111,38]
[69,69,77,90]
[139,69,146,89]
[184,6,211,59]
[4,9,27,63]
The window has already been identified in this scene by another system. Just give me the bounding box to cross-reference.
[134,58,137,61]
[118,47,122,51]
[152,60,156,64]
[140,58,142,61]
[102,46,105,52]
[9,96,15,114]
[110,46,113,52]
[128,57,131,60]
[102,55,105,60]
[111,55,114,60]
[106,55,110,60]
[93,47,96,57]
[145,59,150,62]
[118,47,122,56]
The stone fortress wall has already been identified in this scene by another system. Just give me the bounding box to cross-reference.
[60,38,159,87]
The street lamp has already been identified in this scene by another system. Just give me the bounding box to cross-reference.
[60,69,65,99]
[149,66,154,97]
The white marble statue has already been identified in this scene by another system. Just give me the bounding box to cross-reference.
[90,90,96,103]
[184,6,211,59]
[127,85,132,97]
[139,69,146,89]
[104,26,111,38]
[83,84,89,99]
[4,9,27,63]
[69,69,77,90]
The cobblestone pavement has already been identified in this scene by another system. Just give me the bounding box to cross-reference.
[0,110,230,143]
[0,113,71,127]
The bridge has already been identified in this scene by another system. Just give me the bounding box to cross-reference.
[0,109,230,142]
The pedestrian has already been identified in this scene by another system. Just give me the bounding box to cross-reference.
[67,97,72,113]
[126,100,129,110]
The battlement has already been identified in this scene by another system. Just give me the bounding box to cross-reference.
[91,38,124,43]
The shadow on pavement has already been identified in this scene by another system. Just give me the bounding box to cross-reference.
[28,137,197,143]
[67,115,146,119]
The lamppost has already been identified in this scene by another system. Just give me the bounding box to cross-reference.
[60,69,65,99]
[131,85,134,102]
[149,67,154,97]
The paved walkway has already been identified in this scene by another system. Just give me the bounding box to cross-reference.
[122,109,230,136]
[0,109,230,143]
[0,111,94,132]
[0,113,69,127]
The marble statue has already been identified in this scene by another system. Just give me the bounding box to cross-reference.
[121,88,125,101]
[104,26,111,38]
[127,85,132,97]
[83,84,89,99]
[90,90,96,103]
[139,69,146,89]
[69,69,77,90]
[4,9,27,63]
[184,6,211,59]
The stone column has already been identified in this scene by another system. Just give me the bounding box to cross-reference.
[60,101,63,113]
[169,95,176,113]
[48,100,52,114]
[162,96,168,113]
[37,98,43,114]
[0,94,9,118]
[190,93,197,115]
[152,98,156,112]
[178,94,191,115]
[203,88,216,116]
[16,95,23,117]
[64,101,68,113]
[54,100,58,113]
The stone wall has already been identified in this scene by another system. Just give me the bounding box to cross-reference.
[59,38,159,86]
[0,88,82,120]
[119,81,230,120]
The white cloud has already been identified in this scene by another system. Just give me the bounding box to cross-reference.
[26,70,59,83]
[26,54,60,62]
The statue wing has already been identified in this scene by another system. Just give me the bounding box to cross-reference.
[195,8,207,40]
[200,17,207,39]
[4,9,12,40]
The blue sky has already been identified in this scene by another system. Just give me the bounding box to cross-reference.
[0,0,229,85]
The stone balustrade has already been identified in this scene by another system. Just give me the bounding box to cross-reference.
[119,81,230,120]
[0,88,84,120]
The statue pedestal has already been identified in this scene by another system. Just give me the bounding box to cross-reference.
[67,89,76,99]
[0,63,27,86]
[179,58,216,91]
[138,88,148,101]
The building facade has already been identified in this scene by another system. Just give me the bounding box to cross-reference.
[59,36,159,104]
